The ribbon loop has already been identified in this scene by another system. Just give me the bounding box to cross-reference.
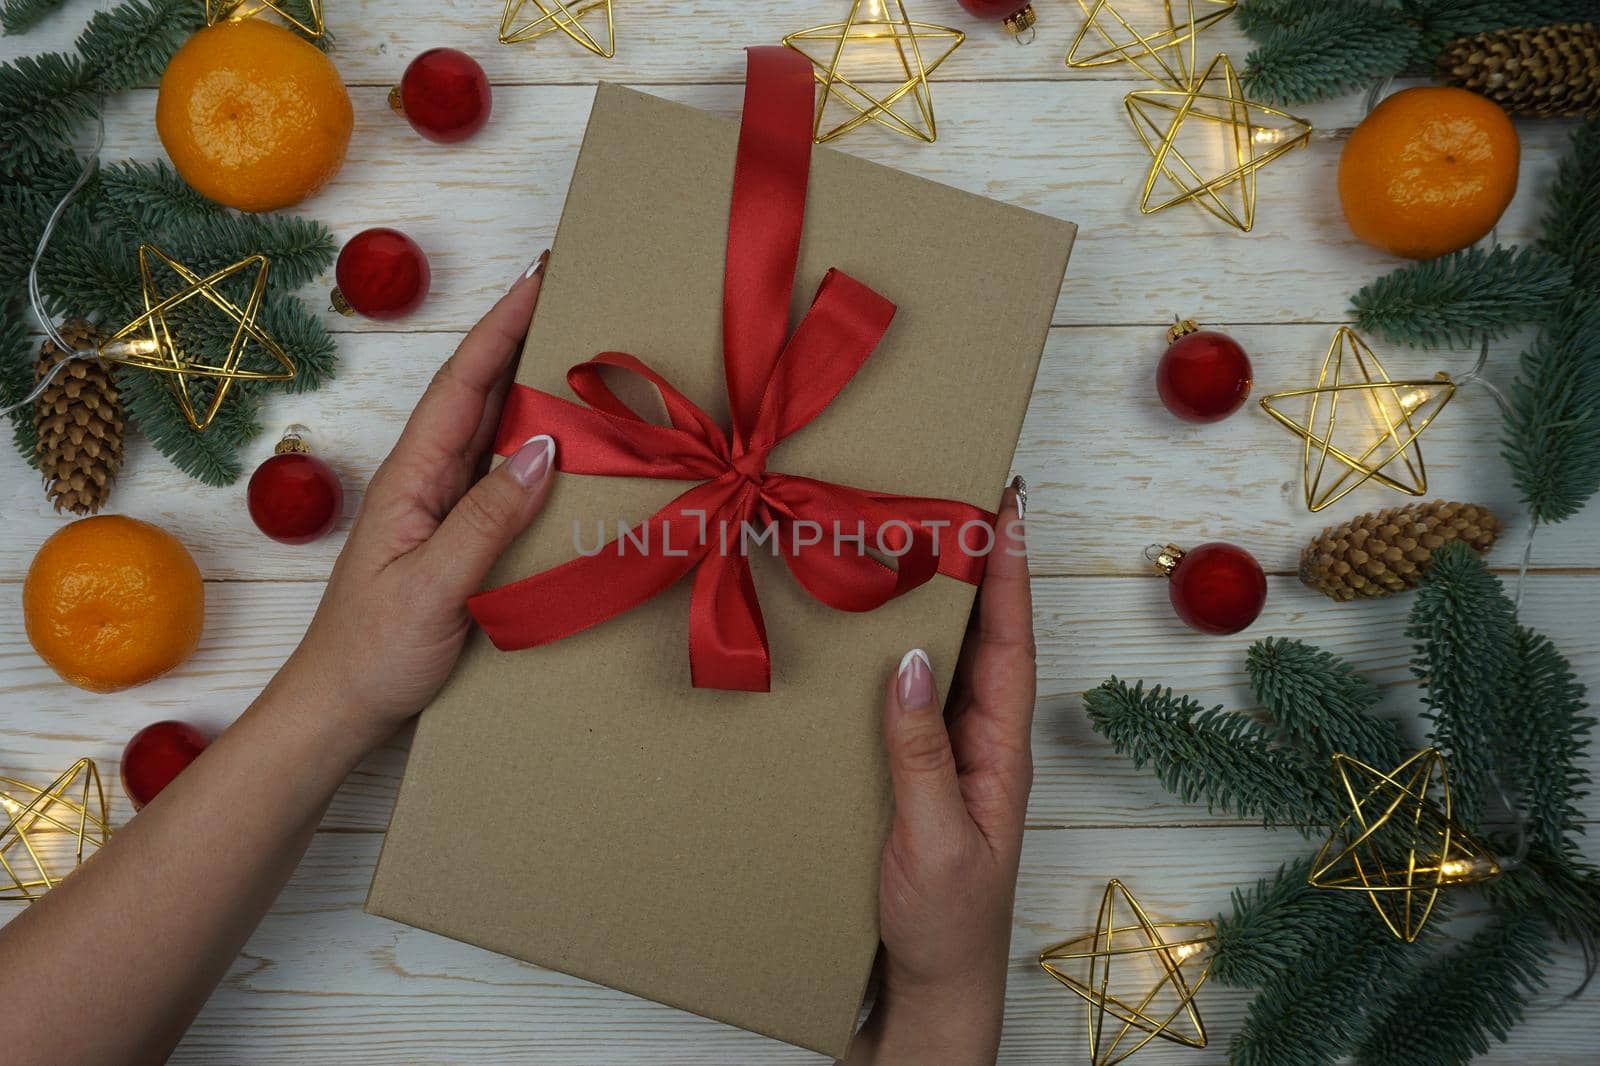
[468,47,994,691]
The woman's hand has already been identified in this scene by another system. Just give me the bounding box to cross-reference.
[284,252,556,752]
[843,486,1035,1066]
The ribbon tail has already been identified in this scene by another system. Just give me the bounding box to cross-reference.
[689,497,771,691]
[468,479,733,651]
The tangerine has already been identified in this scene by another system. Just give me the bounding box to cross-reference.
[24,516,205,693]
[1338,87,1519,260]
[157,20,353,212]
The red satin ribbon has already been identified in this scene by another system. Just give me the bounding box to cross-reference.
[469,46,993,691]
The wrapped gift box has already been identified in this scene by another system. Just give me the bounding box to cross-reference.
[367,50,1075,1057]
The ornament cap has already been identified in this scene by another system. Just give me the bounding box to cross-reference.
[329,288,354,316]
[275,424,312,455]
[387,84,404,117]
[1166,318,1201,344]
[1146,543,1185,576]
[1003,4,1037,41]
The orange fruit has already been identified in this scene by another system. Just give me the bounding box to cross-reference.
[1338,87,1519,260]
[24,516,205,693]
[157,20,353,212]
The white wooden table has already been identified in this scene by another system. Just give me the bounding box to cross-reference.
[4,2,1598,1061]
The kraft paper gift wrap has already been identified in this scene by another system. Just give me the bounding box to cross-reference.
[367,73,1076,1057]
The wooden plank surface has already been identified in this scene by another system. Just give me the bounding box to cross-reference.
[3,0,1597,1061]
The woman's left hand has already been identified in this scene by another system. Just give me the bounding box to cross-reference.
[284,253,556,751]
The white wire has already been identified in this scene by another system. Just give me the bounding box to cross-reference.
[1,107,107,418]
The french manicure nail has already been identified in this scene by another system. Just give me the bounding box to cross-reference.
[1009,474,1027,522]
[508,434,555,488]
[523,250,550,281]
[897,648,934,709]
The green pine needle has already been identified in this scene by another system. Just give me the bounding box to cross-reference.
[119,366,261,486]
[1503,627,1595,855]
[97,160,222,228]
[75,0,201,92]
[1502,292,1600,525]
[1541,119,1600,293]
[1247,637,1402,767]
[0,302,37,467]
[1083,679,1335,829]
[1241,5,1419,105]
[1351,246,1571,349]
[0,53,98,173]
[0,0,69,34]
[1211,856,1384,988]
[1406,542,1520,829]
[1353,911,1549,1066]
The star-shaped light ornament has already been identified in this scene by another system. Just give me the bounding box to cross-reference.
[1040,879,1213,1065]
[98,245,296,432]
[782,0,965,144]
[499,0,615,58]
[1259,326,1456,512]
[1,759,111,902]
[205,0,325,38]
[1124,52,1311,231]
[1309,749,1501,943]
[1067,0,1237,86]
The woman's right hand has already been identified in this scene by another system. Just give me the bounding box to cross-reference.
[843,486,1036,1066]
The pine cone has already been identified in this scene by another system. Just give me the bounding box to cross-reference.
[1300,501,1502,602]
[1438,23,1600,118]
[33,320,124,516]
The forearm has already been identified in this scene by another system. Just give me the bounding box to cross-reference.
[0,655,379,1066]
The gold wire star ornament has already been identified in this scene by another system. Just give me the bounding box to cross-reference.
[499,0,615,58]
[98,245,296,433]
[1039,880,1213,1065]
[204,0,325,38]
[1259,327,1456,513]
[1309,749,1501,943]
[1,759,111,902]
[1067,0,1236,87]
[1124,52,1311,231]
[782,0,965,144]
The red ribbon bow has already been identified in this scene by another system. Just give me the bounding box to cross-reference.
[469,46,992,691]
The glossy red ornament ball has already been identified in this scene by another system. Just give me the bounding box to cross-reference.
[248,432,343,544]
[956,0,1038,35]
[1157,321,1253,423]
[1158,542,1267,635]
[391,48,492,143]
[122,720,209,810]
[331,228,430,320]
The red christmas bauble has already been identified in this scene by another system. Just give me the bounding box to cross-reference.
[248,432,343,544]
[331,228,430,320]
[122,720,209,810]
[1157,542,1267,635]
[1156,321,1253,423]
[956,0,1037,35]
[391,48,492,144]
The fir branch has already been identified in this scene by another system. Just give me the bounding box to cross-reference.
[0,300,38,466]
[256,292,335,390]
[1350,246,1571,350]
[1231,911,1422,1066]
[1400,0,1600,66]
[1236,0,1349,39]
[1247,637,1402,767]
[1353,910,1549,1066]
[1541,119,1600,293]
[1241,5,1420,105]
[1211,855,1384,987]
[0,52,97,173]
[1490,853,1600,957]
[1502,627,1594,855]
[1502,292,1600,525]
[75,0,200,92]
[1407,542,1520,829]
[1083,679,1334,828]
[0,0,68,35]
[96,159,221,229]
[119,366,261,485]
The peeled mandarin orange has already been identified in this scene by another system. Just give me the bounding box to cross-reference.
[24,516,205,693]
[157,20,353,212]
[1338,87,1519,260]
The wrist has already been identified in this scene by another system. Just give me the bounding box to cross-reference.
[262,646,392,764]
[852,973,1005,1066]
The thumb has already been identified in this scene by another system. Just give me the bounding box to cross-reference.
[882,649,967,842]
[424,434,557,597]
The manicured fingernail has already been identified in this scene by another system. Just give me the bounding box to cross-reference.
[897,649,934,709]
[523,250,549,281]
[508,434,555,488]
[1009,474,1027,522]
